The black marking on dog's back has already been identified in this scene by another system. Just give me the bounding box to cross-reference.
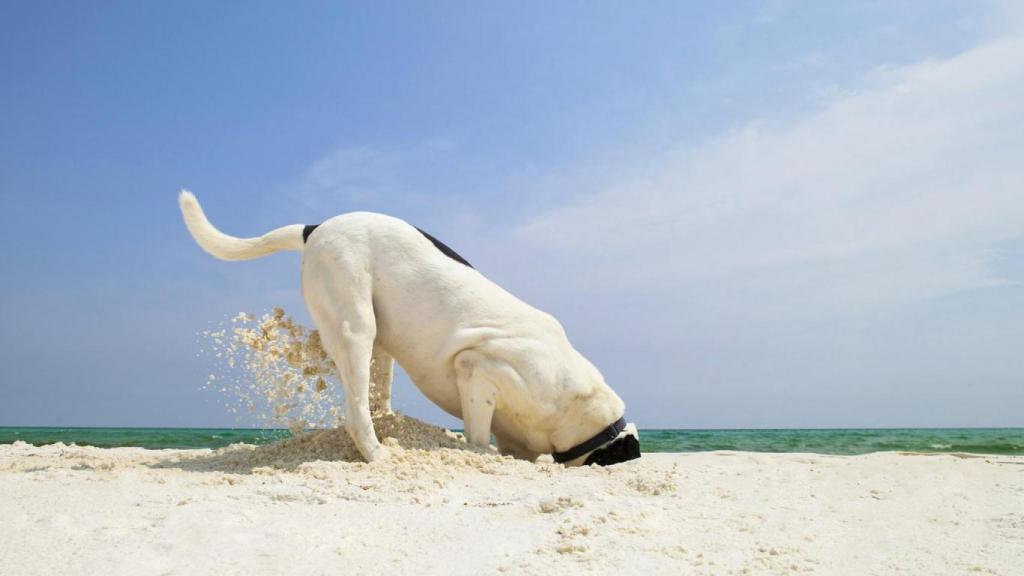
[415,227,473,268]
[302,222,471,268]
[302,224,319,243]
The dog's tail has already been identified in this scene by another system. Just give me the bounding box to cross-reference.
[178,190,307,261]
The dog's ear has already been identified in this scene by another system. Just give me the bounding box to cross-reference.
[583,434,641,466]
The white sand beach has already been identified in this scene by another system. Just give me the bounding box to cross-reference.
[2,436,1021,576]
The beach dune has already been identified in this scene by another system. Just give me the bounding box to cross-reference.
[1,440,1021,575]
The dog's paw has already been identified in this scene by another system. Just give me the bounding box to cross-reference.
[467,443,499,456]
[364,444,391,464]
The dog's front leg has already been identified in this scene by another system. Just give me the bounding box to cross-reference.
[453,350,498,449]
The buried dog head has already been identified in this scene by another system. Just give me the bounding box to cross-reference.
[583,431,641,466]
[553,419,641,467]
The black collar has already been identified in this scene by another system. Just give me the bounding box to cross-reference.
[551,417,627,464]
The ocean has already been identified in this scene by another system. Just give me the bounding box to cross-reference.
[2,427,1022,455]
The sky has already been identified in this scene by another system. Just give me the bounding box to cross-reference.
[1,1,1022,429]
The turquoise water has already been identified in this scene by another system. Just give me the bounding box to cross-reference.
[0,427,291,450]
[1,427,1022,455]
[639,428,1024,455]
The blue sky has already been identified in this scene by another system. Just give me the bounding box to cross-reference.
[2,1,1022,428]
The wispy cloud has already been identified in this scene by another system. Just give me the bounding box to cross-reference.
[514,34,1024,311]
[283,140,495,238]
[286,146,403,215]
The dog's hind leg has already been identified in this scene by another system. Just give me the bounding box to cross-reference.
[320,317,385,462]
[305,276,386,462]
[370,345,393,415]
[453,350,498,449]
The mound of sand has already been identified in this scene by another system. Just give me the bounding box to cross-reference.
[163,411,515,474]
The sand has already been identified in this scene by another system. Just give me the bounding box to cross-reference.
[202,309,346,432]
[8,308,1020,573]
[2,439,1022,576]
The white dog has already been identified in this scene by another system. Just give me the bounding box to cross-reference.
[178,191,639,466]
